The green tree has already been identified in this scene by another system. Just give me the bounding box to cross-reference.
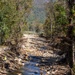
[44,0,69,38]
[0,0,32,45]
[44,0,75,68]
[44,1,55,38]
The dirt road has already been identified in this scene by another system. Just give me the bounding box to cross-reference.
[20,34,70,75]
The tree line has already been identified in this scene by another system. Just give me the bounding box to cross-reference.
[0,0,32,45]
[43,0,75,69]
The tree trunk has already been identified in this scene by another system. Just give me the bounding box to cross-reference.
[73,42,75,64]
[66,0,75,68]
[67,25,73,68]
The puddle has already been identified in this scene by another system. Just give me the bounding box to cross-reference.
[22,62,46,75]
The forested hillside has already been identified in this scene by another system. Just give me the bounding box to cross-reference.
[0,0,75,75]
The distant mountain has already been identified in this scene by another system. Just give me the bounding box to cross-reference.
[33,0,55,7]
[27,9,46,24]
[26,0,47,24]
[26,0,56,25]
[33,0,49,7]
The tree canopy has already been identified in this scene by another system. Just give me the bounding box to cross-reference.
[0,0,32,44]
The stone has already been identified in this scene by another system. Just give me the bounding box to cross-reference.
[47,71,50,74]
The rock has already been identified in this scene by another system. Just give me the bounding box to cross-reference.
[35,63,39,66]
[47,71,50,74]
[18,73,22,75]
